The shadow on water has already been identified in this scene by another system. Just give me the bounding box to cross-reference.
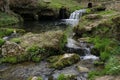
[7,20,68,33]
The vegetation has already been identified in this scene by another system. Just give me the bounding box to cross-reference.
[57,74,66,80]
[0,12,19,26]
[10,38,21,44]
[38,0,84,12]
[0,38,5,47]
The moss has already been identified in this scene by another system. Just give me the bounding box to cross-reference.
[49,54,80,69]
[37,0,84,12]
[0,12,19,27]
[0,28,13,38]
[0,28,25,38]
[0,38,5,47]
[0,56,18,64]
[10,38,21,44]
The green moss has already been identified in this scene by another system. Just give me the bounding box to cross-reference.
[0,56,18,64]
[0,28,13,38]
[49,54,80,69]
[10,38,21,44]
[0,38,5,47]
[0,12,19,27]
[38,0,84,12]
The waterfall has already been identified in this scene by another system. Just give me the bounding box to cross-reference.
[69,9,86,19]
[63,9,86,26]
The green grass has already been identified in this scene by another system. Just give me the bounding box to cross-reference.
[0,12,19,27]
[38,0,84,12]
[96,10,117,16]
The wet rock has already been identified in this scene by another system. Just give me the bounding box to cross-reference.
[77,66,89,73]
[1,41,24,57]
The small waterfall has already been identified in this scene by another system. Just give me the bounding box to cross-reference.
[63,9,86,26]
[69,9,86,19]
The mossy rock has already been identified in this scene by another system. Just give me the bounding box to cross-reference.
[20,30,67,56]
[48,53,80,69]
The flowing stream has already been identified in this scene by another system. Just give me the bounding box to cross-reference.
[0,9,99,80]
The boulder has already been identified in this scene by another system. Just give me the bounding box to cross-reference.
[20,30,67,51]
[77,66,89,73]
[48,53,80,69]
[1,41,24,57]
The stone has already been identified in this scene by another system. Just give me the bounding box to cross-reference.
[1,41,24,57]
[48,53,80,69]
[77,66,89,73]
[31,76,39,80]
[20,30,67,51]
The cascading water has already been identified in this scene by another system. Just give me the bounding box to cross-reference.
[63,9,86,26]
[65,9,99,60]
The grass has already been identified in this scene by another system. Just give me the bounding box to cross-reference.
[38,0,84,12]
[0,12,19,27]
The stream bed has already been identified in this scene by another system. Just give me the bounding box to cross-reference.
[0,9,99,80]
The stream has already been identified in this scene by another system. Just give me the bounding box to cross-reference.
[0,9,99,80]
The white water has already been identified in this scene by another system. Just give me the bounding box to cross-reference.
[65,9,99,60]
[63,9,86,26]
